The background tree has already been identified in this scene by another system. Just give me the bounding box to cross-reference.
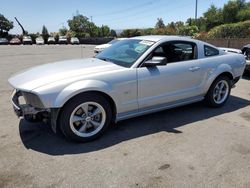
[41,25,49,42]
[86,22,99,37]
[99,25,110,37]
[59,26,68,36]
[178,25,199,37]
[68,14,91,38]
[120,29,141,37]
[0,14,13,37]
[50,32,59,42]
[203,5,223,31]
[110,29,117,37]
[237,2,250,21]
[155,18,165,29]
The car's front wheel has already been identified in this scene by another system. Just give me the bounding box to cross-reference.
[205,76,231,107]
[59,93,112,142]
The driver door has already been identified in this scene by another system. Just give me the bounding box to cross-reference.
[137,41,203,110]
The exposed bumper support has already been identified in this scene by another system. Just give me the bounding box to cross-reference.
[11,90,49,120]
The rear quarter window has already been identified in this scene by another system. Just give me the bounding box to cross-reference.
[204,45,219,57]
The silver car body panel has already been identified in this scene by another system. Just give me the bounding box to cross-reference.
[9,36,246,122]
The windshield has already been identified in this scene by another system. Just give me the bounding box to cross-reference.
[96,39,154,68]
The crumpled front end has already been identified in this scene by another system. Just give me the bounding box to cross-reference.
[11,89,50,122]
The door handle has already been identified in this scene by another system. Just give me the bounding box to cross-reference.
[189,66,201,72]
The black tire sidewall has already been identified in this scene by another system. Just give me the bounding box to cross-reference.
[59,93,112,142]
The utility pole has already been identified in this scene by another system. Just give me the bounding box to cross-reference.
[90,16,93,23]
[195,0,198,21]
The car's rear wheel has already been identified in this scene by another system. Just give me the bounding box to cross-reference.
[59,93,112,142]
[204,76,231,107]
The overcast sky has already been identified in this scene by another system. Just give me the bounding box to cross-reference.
[1,0,234,34]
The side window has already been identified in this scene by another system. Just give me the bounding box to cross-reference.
[204,45,219,57]
[151,42,197,63]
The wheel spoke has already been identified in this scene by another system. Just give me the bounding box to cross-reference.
[91,107,101,117]
[72,115,84,123]
[90,120,101,128]
[81,104,89,115]
[213,93,217,99]
[217,94,221,102]
[215,85,220,91]
[221,90,226,94]
[220,82,225,90]
[78,122,88,133]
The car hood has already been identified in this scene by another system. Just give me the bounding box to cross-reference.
[8,58,123,91]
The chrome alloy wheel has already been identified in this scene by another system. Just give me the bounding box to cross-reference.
[69,102,106,137]
[213,80,229,104]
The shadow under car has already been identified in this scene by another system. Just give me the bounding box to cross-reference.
[19,95,250,156]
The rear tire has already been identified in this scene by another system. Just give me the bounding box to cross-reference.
[59,93,112,142]
[204,76,231,108]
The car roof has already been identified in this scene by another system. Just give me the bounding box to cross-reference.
[132,35,193,42]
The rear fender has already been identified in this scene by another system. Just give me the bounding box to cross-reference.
[203,64,234,94]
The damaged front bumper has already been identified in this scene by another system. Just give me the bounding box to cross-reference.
[11,90,59,132]
[11,90,49,121]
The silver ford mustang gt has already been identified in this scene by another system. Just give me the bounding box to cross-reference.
[9,35,246,142]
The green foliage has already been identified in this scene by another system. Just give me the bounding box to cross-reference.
[59,27,68,36]
[203,5,223,31]
[120,29,141,37]
[179,25,199,37]
[0,14,13,36]
[29,33,39,43]
[41,25,49,42]
[155,18,165,29]
[141,28,154,35]
[110,29,117,37]
[68,14,90,37]
[222,0,245,23]
[237,4,250,21]
[67,13,111,38]
[99,25,110,37]
[207,20,250,38]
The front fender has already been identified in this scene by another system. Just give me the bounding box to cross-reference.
[53,80,114,108]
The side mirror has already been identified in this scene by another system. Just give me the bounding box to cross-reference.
[144,56,167,67]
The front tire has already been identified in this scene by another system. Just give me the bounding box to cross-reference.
[59,93,112,142]
[204,76,231,107]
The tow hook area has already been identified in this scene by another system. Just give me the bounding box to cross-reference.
[11,90,50,123]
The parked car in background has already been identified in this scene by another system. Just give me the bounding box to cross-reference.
[58,36,68,44]
[36,37,44,45]
[242,44,250,73]
[22,36,32,45]
[219,47,242,54]
[47,37,56,44]
[94,38,127,53]
[9,36,246,142]
[70,37,80,45]
[10,37,21,45]
[0,38,9,45]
